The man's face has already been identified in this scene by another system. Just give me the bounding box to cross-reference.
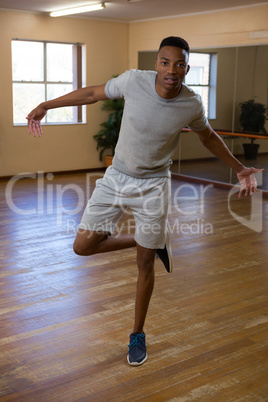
[155,46,190,99]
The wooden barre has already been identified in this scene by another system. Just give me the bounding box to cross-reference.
[181,128,268,140]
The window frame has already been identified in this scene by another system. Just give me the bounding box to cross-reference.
[12,39,84,125]
[185,52,217,120]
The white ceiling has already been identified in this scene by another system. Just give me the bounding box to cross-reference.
[0,0,267,21]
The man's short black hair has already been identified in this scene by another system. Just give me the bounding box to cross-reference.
[159,36,190,53]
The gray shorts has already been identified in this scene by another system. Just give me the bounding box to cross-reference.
[79,166,170,249]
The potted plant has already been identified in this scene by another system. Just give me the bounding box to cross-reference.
[239,99,267,159]
[94,95,124,167]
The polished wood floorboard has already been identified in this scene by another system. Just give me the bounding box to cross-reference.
[0,172,268,401]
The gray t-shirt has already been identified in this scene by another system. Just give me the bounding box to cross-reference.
[105,69,209,178]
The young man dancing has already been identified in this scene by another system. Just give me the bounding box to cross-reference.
[27,36,262,366]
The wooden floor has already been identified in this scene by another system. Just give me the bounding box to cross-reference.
[1,172,268,401]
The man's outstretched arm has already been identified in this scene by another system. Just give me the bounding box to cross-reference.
[195,124,264,197]
[26,84,108,136]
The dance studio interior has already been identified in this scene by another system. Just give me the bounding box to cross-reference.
[1,0,268,400]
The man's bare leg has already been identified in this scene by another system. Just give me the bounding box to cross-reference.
[133,244,156,334]
[127,244,155,365]
[74,232,155,331]
[74,231,155,365]
[73,229,136,256]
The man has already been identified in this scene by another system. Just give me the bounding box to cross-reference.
[27,36,262,366]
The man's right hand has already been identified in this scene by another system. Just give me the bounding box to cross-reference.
[26,104,47,137]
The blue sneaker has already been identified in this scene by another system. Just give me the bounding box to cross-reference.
[156,231,173,273]
[127,332,148,366]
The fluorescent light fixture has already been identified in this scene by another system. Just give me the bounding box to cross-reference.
[50,2,105,17]
[249,30,268,39]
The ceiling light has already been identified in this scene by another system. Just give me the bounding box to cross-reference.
[249,30,268,39]
[50,2,105,17]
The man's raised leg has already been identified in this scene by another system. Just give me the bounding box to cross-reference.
[73,229,136,256]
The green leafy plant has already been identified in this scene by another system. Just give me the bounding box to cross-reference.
[94,95,124,161]
[239,99,267,144]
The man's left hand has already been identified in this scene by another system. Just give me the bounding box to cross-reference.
[237,167,264,198]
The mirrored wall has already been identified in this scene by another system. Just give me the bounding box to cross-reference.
[138,45,268,190]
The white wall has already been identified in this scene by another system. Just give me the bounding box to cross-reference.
[1,4,267,176]
[0,11,128,176]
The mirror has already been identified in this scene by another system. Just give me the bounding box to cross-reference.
[138,45,268,190]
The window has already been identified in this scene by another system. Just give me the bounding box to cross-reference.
[12,40,85,125]
[185,52,217,119]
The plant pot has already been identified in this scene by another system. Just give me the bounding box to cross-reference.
[242,143,260,160]
[104,155,114,167]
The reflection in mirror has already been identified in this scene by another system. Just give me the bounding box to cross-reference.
[138,45,268,190]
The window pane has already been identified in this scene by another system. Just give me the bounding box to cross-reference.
[12,41,44,81]
[186,53,210,85]
[13,83,45,124]
[186,67,205,85]
[12,40,84,125]
[47,43,73,82]
[188,86,209,117]
[47,84,74,122]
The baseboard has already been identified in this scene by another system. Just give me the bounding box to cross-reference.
[0,167,106,181]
